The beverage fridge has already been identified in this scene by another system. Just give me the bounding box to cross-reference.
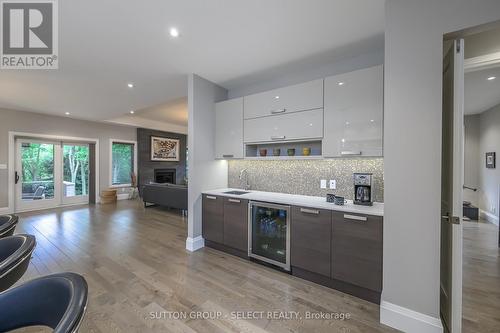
[248,201,290,271]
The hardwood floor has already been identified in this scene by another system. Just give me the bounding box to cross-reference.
[462,220,500,332]
[14,200,397,333]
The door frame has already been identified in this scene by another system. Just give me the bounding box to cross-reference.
[15,138,63,212]
[8,131,100,213]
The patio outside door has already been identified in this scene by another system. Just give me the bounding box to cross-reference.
[15,139,90,212]
[15,139,61,212]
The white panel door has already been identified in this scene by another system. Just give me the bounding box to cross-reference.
[243,79,323,119]
[323,65,383,157]
[244,109,323,143]
[215,98,244,159]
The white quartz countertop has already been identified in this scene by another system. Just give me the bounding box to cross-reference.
[202,188,384,217]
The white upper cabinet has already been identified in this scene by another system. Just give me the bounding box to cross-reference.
[323,65,384,157]
[215,97,244,159]
[243,79,323,119]
[244,109,323,143]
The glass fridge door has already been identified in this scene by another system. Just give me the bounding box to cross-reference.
[250,202,289,269]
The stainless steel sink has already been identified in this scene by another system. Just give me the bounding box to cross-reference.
[223,190,250,195]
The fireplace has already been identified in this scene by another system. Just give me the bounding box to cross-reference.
[154,169,176,184]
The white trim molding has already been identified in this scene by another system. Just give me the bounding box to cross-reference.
[186,236,205,252]
[464,51,500,73]
[380,301,443,333]
[480,209,499,226]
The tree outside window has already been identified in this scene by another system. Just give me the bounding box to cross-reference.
[111,142,135,186]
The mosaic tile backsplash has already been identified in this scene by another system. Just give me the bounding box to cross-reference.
[228,158,384,202]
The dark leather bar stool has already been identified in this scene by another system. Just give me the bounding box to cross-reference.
[0,214,19,238]
[0,272,88,333]
[0,234,36,292]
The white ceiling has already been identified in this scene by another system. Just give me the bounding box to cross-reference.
[465,66,500,115]
[0,0,385,128]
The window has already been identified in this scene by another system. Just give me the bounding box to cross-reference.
[110,140,136,186]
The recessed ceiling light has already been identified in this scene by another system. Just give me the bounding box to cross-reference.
[275,95,280,99]
[65,112,70,115]
[130,110,135,114]
[127,83,134,88]
[169,27,179,38]
[345,121,350,125]
[370,119,375,122]
[338,82,345,86]
[487,76,496,81]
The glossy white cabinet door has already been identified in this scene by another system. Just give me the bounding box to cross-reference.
[215,98,244,159]
[243,79,323,120]
[244,109,323,143]
[323,65,383,157]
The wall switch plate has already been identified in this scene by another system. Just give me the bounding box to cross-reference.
[320,179,327,189]
[329,180,336,189]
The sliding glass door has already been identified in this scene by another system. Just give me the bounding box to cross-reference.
[15,139,61,211]
[15,139,90,212]
[62,144,90,205]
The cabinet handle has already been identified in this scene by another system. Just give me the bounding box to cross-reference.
[206,195,217,200]
[270,108,286,114]
[341,151,362,156]
[228,199,241,203]
[343,214,367,222]
[271,135,286,140]
[222,154,234,158]
[300,208,320,215]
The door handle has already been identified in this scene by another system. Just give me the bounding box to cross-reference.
[205,195,217,200]
[442,214,460,224]
[343,214,367,221]
[271,136,286,140]
[15,172,19,184]
[270,108,286,114]
[228,199,241,203]
[300,208,320,215]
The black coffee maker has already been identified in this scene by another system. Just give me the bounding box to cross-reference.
[354,173,373,206]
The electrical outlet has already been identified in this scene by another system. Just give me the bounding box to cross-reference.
[329,180,336,189]
[320,179,327,189]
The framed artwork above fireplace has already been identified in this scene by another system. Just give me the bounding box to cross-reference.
[151,136,180,161]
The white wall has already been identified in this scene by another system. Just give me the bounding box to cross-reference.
[383,1,500,332]
[0,108,137,211]
[464,115,480,206]
[478,104,500,219]
[228,44,383,98]
[186,74,228,251]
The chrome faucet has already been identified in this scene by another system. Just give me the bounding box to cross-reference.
[239,168,251,190]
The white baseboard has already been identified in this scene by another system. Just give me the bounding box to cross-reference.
[380,301,443,333]
[117,193,130,201]
[0,207,12,214]
[480,209,499,226]
[186,236,205,252]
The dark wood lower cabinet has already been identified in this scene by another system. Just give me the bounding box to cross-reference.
[202,195,383,304]
[291,206,331,277]
[223,198,248,252]
[331,211,383,293]
[202,195,224,244]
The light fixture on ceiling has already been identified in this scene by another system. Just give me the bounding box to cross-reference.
[487,76,496,81]
[275,95,280,99]
[338,82,345,86]
[370,119,375,122]
[130,110,135,114]
[345,121,350,125]
[65,112,70,115]
[127,83,134,88]
[169,27,180,38]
